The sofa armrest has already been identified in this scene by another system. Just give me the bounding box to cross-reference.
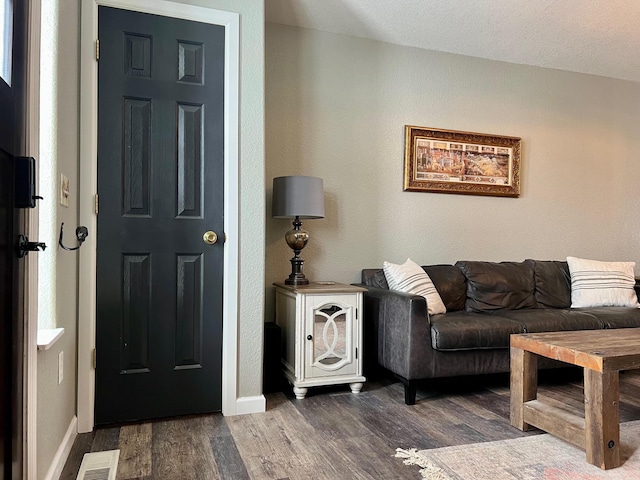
[355,284,435,380]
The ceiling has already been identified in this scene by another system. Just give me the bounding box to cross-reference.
[266,0,640,83]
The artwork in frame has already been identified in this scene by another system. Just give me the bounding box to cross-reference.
[403,125,522,197]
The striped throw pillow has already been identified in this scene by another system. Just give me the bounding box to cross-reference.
[383,258,446,315]
[567,256,639,308]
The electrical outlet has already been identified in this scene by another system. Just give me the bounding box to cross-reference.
[60,174,69,207]
[58,351,64,384]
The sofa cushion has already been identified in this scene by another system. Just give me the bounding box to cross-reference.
[567,256,639,307]
[430,312,524,351]
[424,264,467,312]
[361,269,389,289]
[525,259,571,308]
[456,261,536,312]
[492,308,603,333]
[574,307,640,329]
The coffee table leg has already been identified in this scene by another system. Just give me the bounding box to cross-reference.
[584,369,620,470]
[510,347,538,430]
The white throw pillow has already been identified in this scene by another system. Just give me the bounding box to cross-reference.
[383,258,446,315]
[567,256,639,308]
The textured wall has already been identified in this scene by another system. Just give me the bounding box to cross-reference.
[265,23,640,320]
[37,0,79,477]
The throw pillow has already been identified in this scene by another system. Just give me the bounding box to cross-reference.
[567,256,639,308]
[383,258,446,315]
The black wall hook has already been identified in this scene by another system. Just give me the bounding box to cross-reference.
[59,223,89,251]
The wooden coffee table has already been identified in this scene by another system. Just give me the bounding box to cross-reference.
[510,328,640,470]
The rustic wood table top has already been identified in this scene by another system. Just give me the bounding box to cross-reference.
[510,328,640,373]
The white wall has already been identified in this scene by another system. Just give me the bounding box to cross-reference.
[265,24,640,319]
[37,0,79,477]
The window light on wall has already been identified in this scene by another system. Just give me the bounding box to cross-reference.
[0,0,13,85]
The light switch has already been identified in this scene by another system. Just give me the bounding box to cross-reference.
[60,174,69,207]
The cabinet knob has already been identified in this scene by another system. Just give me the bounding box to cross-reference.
[307,335,313,341]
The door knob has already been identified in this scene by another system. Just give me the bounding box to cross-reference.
[17,235,47,258]
[203,231,218,245]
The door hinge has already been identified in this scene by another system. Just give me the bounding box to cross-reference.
[96,39,100,61]
[356,308,358,319]
[92,348,97,369]
[356,348,358,360]
[94,194,99,214]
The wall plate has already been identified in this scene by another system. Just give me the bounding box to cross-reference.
[60,174,70,207]
[58,351,64,384]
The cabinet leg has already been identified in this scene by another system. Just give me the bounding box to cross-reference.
[293,386,308,399]
[350,382,364,394]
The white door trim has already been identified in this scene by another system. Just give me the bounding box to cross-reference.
[25,0,42,476]
[78,0,240,432]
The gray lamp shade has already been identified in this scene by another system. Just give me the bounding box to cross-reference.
[272,176,325,219]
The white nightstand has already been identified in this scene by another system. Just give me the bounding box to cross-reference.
[273,282,366,399]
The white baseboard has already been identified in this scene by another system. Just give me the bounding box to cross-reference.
[233,395,266,415]
[44,415,78,480]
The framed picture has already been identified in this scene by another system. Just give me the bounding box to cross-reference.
[403,125,521,197]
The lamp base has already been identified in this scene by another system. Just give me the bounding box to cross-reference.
[283,216,311,285]
[285,276,309,286]
[285,257,309,285]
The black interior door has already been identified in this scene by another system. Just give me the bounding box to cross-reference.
[96,7,225,424]
[0,0,27,478]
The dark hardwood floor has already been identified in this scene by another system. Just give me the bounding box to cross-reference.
[60,370,640,479]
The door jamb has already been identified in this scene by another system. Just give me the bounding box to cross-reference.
[24,0,42,474]
[78,0,240,432]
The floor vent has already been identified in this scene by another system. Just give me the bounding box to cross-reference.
[76,450,120,480]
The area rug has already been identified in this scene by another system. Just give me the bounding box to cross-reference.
[396,420,640,479]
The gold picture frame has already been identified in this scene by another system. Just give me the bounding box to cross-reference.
[403,125,521,197]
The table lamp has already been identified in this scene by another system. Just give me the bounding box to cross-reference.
[272,176,325,285]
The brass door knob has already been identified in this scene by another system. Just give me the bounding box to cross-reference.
[203,231,218,245]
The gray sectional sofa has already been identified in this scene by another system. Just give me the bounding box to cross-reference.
[358,260,640,405]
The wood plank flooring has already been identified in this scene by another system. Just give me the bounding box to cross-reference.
[60,369,640,480]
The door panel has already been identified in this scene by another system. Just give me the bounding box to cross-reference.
[177,103,204,218]
[175,254,203,369]
[122,97,151,216]
[121,254,151,373]
[96,6,224,424]
[305,296,357,379]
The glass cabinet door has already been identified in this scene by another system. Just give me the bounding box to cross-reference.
[305,295,357,378]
